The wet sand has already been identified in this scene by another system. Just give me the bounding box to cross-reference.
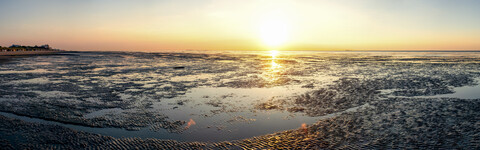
[1,97,479,149]
[1,51,480,149]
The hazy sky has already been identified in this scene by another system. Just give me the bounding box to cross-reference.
[1,0,480,51]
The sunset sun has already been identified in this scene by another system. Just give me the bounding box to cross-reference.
[259,17,289,49]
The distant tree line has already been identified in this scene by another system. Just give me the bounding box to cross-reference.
[9,44,50,49]
[0,44,61,52]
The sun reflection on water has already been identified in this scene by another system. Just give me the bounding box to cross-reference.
[270,50,281,70]
[269,50,279,59]
[263,50,283,84]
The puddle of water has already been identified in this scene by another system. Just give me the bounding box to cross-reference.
[427,84,480,99]
[377,78,480,99]
[1,84,322,142]
[79,86,321,142]
[1,106,318,142]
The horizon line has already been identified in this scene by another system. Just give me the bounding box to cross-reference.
[64,49,480,53]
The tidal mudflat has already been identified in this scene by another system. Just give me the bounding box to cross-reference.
[1,51,479,149]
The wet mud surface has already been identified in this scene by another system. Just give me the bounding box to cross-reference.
[1,51,480,148]
[1,97,479,149]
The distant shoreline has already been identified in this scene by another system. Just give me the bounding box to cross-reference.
[0,51,65,62]
[0,50,63,56]
[59,50,480,54]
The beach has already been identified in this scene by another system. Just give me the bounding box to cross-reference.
[0,50,479,149]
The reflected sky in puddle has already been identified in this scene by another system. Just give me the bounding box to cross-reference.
[420,78,480,99]
[83,85,317,142]
[378,78,480,100]
[7,86,319,142]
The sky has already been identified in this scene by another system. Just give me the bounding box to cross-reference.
[1,0,480,51]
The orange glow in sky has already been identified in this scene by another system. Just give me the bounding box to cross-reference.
[1,0,480,51]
